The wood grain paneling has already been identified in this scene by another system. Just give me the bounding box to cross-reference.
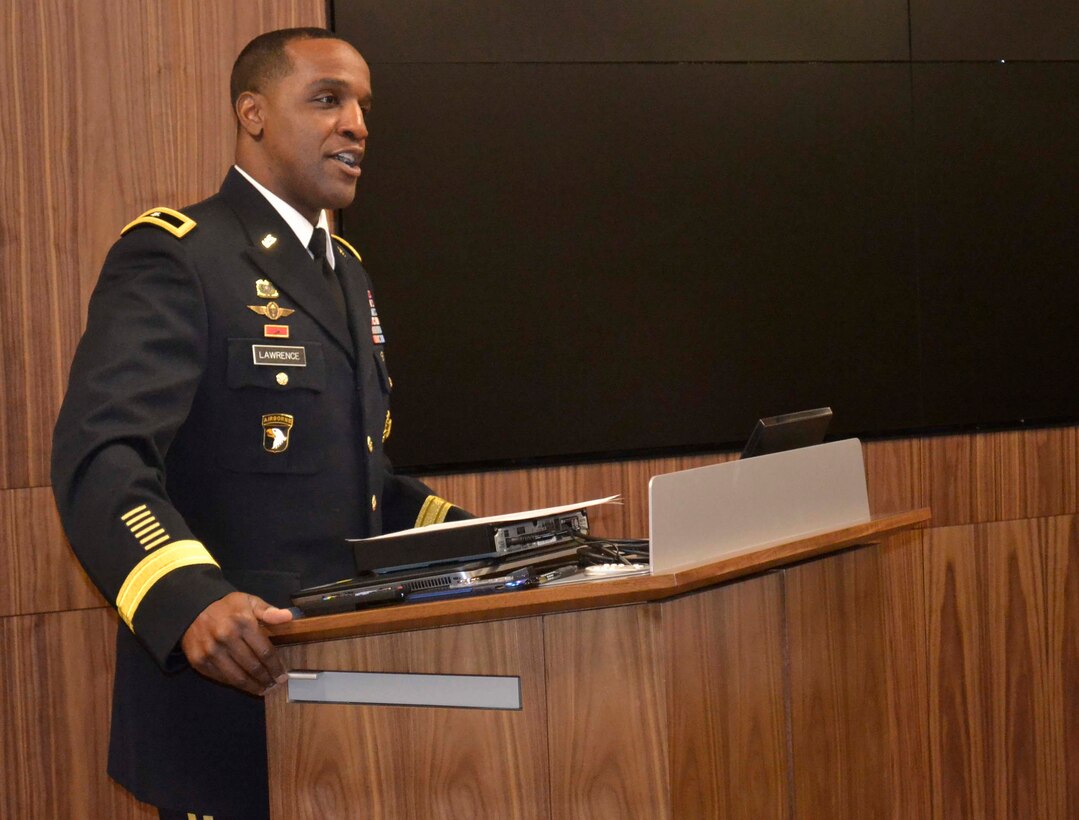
[663,574,788,819]
[0,0,326,490]
[0,0,84,490]
[876,530,932,819]
[926,426,1079,527]
[270,635,403,819]
[269,619,550,819]
[863,436,930,516]
[0,607,154,819]
[544,605,670,819]
[423,451,735,539]
[926,518,1061,818]
[1044,515,1078,819]
[785,537,931,818]
[0,487,103,617]
[425,426,1077,535]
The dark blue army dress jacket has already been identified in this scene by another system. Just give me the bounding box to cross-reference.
[51,168,468,815]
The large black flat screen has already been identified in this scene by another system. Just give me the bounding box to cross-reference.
[335,1,1079,471]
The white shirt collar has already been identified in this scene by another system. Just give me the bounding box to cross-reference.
[234,165,334,268]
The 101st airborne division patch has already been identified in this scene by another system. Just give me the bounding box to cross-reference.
[262,413,294,453]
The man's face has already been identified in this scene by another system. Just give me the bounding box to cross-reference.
[250,38,372,220]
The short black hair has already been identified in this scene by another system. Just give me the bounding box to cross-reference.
[229,28,342,108]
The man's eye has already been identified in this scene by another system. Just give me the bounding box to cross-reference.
[315,95,338,105]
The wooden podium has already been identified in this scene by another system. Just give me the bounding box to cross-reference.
[266,509,929,819]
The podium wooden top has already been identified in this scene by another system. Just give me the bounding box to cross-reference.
[268,508,930,646]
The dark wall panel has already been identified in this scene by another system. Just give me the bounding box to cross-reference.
[914,63,1079,429]
[911,0,1079,60]
[339,0,909,63]
[346,63,916,468]
[336,1,1079,471]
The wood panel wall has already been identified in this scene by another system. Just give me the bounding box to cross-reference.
[0,2,1075,817]
[0,1,328,816]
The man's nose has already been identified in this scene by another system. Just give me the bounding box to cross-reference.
[340,102,368,141]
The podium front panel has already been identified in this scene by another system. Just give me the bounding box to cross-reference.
[267,619,550,819]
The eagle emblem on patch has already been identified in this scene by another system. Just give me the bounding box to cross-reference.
[262,413,294,453]
[256,279,279,299]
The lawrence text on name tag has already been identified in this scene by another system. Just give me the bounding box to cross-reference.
[252,344,307,367]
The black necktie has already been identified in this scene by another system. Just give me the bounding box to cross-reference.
[308,227,347,317]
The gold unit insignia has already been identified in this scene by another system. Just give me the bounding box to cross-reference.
[247,301,295,321]
[262,413,294,453]
[261,234,278,249]
[255,279,279,298]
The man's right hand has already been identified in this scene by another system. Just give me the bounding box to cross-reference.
[180,592,294,696]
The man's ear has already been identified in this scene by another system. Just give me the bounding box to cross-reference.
[235,91,265,138]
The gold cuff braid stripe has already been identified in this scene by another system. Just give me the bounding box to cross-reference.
[125,510,153,527]
[131,518,160,537]
[121,504,148,521]
[116,540,219,630]
[415,496,453,528]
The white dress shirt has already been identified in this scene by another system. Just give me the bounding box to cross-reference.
[234,165,334,268]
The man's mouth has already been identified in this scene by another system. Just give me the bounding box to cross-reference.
[330,151,362,172]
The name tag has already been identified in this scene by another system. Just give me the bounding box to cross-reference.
[252,344,307,367]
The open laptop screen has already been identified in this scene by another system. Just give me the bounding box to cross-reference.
[740,407,832,459]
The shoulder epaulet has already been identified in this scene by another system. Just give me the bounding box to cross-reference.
[331,234,362,262]
[120,207,197,239]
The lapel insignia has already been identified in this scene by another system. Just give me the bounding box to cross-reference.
[262,413,294,453]
[256,279,279,299]
[247,301,295,321]
[261,234,278,249]
[368,290,386,344]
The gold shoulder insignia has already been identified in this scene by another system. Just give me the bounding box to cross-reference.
[331,234,362,262]
[121,207,197,239]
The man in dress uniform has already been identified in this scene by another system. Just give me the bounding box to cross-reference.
[51,28,469,819]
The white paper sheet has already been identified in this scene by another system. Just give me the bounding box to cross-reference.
[348,496,621,543]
